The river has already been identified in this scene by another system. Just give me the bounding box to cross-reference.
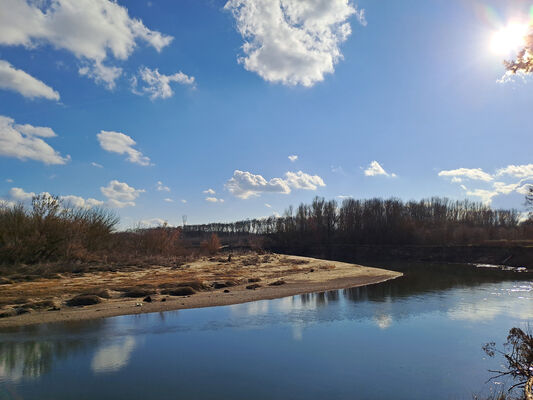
[0,262,531,399]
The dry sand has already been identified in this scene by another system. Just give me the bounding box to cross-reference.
[0,253,402,328]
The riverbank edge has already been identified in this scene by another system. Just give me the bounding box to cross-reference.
[0,266,402,329]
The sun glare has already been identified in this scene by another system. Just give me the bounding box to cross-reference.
[490,22,529,55]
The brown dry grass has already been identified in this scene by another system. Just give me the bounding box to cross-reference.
[0,252,401,322]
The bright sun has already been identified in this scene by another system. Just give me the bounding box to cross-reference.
[490,22,529,55]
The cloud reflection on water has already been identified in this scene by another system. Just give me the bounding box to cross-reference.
[91,336,137,374]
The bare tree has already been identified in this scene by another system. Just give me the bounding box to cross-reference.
[483,327,533,400]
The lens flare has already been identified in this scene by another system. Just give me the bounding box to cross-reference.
[490,22,530,55]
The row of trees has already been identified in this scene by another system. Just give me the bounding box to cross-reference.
[184,196,532,248]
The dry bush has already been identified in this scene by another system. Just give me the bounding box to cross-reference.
[201,233,221,255]
[160,286,195,296]
[269,280,286,286]
[0,195,118,265]
[66,295,101,307]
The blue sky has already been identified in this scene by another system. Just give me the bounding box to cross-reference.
[0,0,532,227]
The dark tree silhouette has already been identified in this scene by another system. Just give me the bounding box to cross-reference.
[483,327,533,400]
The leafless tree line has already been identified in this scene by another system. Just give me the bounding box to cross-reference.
[184,197,533,248]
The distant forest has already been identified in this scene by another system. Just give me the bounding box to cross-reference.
[183,197,533,248]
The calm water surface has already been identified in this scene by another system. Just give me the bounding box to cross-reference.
[0,262,531,400]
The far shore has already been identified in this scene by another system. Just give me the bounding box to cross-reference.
[0,254,402,328]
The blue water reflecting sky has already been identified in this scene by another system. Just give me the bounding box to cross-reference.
[0,263,531,400]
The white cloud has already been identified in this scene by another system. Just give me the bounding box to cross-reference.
[139,218,168,227]
[0,59,59,100]
[464,188,499,205]
[364,161,396,177]
[7,187,103,208]
[79,61,122,90]
[225,169,325,199]
[0,115,70,165]
[337,195,352,199]
[0,0,173,88]
[443,164,533,205]
[265,203,272,208]
[91,162,103,168]
[288,155,298,162]
[131,67,195,99]
[181,199,187,204]
[9,187,34,201]
[164,198,173,203]
[156,181,170,192]
[206,197,224,203]
[496,164,533,179]
[60,195,104,208]
[226,170,291,199]
[225,0,360,87]
[97,130,151,166]
[285,171,325,190]
[5,179,13,183]
[203,188,216,195]
[100,180,144,208]
[438,168,493,182]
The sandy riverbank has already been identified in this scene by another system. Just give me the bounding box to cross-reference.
[0,254,402,328]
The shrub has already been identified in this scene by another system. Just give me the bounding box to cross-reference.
[0,195,118,265]
[66,295,101,307]
[201,233,220,255]
[161,287,195,296]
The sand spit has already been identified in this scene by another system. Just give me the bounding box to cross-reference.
[0,254,402,328]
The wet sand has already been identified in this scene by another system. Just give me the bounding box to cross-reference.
[0,254,402,328]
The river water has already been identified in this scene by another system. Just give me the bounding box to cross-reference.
[0,262,531,400]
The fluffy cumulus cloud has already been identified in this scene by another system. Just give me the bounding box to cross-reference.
[0,59,60,100]
[131,67,195,100]
[9,187,35,201]
[100,180,144,208]
[0,0,173,88]
[285,170,325,189]
[225,0,361,87]
[439,164,533,205]
[496,164,533,179]
[60,195,104,208]
[203,188,216,195]
[0,115,70,164]
[226,169,325,199]
[97,130,151,166]
[288,155,298,162]
[364,161,396,177]
[438,168,493,182]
